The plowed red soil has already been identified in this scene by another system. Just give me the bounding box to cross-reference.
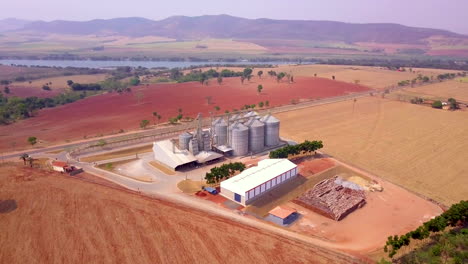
[0,76,370,151]
[296,158,336,176]
[0,163,352,264]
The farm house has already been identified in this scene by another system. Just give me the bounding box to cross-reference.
[220,159,298,205]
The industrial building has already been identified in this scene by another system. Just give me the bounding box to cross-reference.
[220,159,298,205]
[153,112,283,171]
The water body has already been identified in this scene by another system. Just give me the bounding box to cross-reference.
[0,59,298,69]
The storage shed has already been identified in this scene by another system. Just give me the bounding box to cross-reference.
[266,206,299,226]
[220,159,298,205]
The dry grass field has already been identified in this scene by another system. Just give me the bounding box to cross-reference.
[399,80,468,102]
[81,144,153,162]
[13,74,108,90]
[276,96,468,205]
[0,163,350,264]
[197,65,459,89]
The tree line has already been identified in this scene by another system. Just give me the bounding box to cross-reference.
[204,162,246,184]
[384,200,468,258]
[269,140,324,159]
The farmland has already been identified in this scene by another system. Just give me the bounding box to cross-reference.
[0,76,369,151]
[277,96,468,205]
[196,65,460,89]
[0,163,350,264]
[396,79,468,102]
[6,74,108,98]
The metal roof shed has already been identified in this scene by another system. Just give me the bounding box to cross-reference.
[220,159,298,205]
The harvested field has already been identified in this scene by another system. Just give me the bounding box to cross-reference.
[195,65,459,89]
[0,76,368,151]
[0,163,347,264]
[7,74,108,98]
[399,80,468,102]
[277,96,468,205]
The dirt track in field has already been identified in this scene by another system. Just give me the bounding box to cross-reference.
[0,163,358,264]
[277,96,468,205]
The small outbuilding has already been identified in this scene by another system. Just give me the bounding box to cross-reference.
[266,206,299,226]
[51,161,68,172]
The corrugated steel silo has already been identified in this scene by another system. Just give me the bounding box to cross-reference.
[229,121,249,156]
[212,117,228,146]
[202,132,211,151]
[243,111,259,119]
[189,138,199,155]
[178,132,192,150]
[245,118,265,152]
[261,114,280,147]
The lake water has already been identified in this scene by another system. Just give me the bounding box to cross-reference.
[0,59,298,69]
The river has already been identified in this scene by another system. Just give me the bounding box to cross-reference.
[0,59,299,69]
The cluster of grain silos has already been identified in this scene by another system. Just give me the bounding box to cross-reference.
[212,112,281,156]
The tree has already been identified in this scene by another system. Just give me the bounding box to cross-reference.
[214,106,220,112]
[247,74,253,81]
[243,68,253,77]
[178,108,183,114]
[332,75,336,80]
[42,85,51,91]
[152,112,158,124]
[27,136,37,146]
[67,80,74,86]
[258,101,264,108]
[265,100,270,107]
[250,104,256,109]
[257,84,263,94]
[432,100,443,109]
[217,76,223,85]
[290,75,294,83]
[257,70,263,79]
[140,119,150,129]
[19,153,29,165]
[240,76,245,84]
[448,98,459,110]
[129,77,141,86]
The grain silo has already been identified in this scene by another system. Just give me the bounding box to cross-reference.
[229,121,249,156]
[229,113,241,122]
[261,114,280,147]
[212,117,228,146]
[202,132,211,151]
[244,111,259,119]
[189,138,200,155]
[178,132,192,150]
[245,118,265,152]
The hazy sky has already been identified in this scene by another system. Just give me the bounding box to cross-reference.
[3,0,468,34]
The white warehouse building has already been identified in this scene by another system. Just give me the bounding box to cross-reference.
[220,159,298,205]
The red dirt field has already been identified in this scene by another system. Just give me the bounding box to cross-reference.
[0,163,353,264]
[0,76,370,151]
[5,85,63,98]
[295,157,336,176]
[426,49,468,57]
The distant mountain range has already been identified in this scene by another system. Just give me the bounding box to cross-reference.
[0,15,465,45]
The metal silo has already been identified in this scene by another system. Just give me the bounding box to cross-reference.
[245,118,265,153]
[243,111,259,119]
[261,114,280,147]
[229,121,249,156]
[178,132,192,150]
[202,131,211,151]
[229,113,241,122]
[212,117,228,146]
[189,138,199,155]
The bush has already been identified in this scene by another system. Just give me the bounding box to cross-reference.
[432,100,443,109]
[42,85,51,91]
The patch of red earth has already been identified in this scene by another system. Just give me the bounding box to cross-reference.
[427,49,468,57]
[0,76,370,151]
[295,158,336,177]
[269,47,366,55]
[5,85,63,98]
